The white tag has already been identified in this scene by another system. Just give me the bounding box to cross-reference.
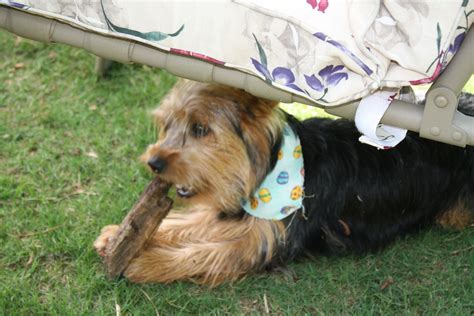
[355,91,407,150]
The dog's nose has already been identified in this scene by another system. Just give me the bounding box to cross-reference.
[148,157,167,173]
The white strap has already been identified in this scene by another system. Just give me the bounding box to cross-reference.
[355,91,407,150]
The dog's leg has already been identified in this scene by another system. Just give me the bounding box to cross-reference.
[123,209,286,286]
[436,200,473,229]
[94,225,120,257]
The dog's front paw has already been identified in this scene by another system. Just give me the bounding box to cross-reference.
[93,225,119,257]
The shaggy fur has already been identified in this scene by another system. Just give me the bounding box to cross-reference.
[94,81,474,286]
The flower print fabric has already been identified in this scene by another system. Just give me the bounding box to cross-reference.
[4,0,472,106]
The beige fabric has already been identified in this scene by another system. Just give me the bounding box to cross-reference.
[3,0,472,106]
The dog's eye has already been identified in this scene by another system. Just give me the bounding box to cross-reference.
[191,123,209,138]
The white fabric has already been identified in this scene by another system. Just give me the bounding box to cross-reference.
[355,91,408,150]
[3,0,472,106]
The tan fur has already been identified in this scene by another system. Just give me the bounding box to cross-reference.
[436,200,473,229]
[95,81,286,285]
[95,80,474,285]
[93,225,120,257]
[124,209,286,286]
[141,80,282,214]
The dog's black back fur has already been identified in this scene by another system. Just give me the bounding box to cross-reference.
[281,96,474,259]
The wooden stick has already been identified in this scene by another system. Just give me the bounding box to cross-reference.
[104,177,173,278]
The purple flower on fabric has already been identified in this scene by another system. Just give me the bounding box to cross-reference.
[272,67,305,92]
[313,32,373,76]
[3,1,27,8]
[251,58,272,81]
[251,35,305,93]
[304,65,348,92]
[448,33,465,55]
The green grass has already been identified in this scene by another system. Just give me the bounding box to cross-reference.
[463,75,474,93]
[1,30,473,314]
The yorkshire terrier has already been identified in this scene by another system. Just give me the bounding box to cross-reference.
[94,80,474,285]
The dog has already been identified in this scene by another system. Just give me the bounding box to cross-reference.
[94,80,474,286]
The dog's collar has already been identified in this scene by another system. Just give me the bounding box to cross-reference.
[242,124,305,220]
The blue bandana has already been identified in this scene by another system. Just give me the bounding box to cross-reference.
[242,125,305,220]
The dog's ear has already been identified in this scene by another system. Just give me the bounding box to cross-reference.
[241,97,280,121]
[238,96,283,185]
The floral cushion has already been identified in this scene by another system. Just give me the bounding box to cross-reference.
[2,0,472,106]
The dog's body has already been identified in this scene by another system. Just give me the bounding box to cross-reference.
[95,81,474,285]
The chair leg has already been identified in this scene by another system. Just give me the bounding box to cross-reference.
[94,56,113,77]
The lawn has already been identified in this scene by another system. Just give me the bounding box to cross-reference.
[1,30,473,314]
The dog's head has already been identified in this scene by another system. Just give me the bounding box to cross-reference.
[142,80,284,213]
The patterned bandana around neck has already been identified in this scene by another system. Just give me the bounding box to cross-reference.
[241,124,305,220]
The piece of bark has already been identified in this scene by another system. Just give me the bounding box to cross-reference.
[104,177,173,278]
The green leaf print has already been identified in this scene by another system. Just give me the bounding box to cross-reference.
[100,0,184,42]
[253,33,268,67]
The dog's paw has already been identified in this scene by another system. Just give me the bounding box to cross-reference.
[93,225,119,257]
